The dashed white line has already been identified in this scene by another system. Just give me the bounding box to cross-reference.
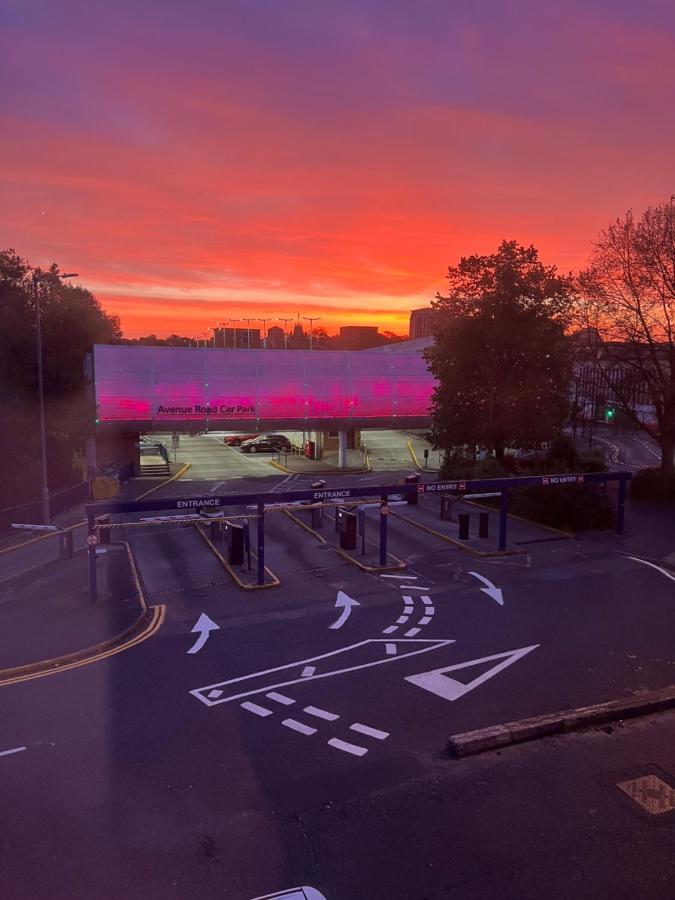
[425,606,435,615]
[266,692,295,705]
[282,718,317,735]
[301,666,316,677]
[404,627,421,637]
[421,596,433,605]
[399,586,431,591]
[385,643,397,655]
[403,605,414,614]
[350,722,390,740]
[419,616,432,626]
[304,705,340,722]
[382,625,398,634]
[396,615,410,625]
[241,701,273,717]
[381,574,416,580]
[328,737,368,757]
[0,746,26,758]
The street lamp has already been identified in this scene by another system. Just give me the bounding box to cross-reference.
[302,316,322,351]
[32,270,79,524]
[257,318,270,349]
[242,317,255,349]
[230,318,241,350]
[278,317,293,351]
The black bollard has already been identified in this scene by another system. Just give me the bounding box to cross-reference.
[458,513,470,540]
[478,512,489,539]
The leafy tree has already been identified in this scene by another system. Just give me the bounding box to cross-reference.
[427,241,573,461]
[0,249,121,508]
[575,200,675,471]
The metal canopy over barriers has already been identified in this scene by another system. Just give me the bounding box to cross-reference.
[85,470,632,601]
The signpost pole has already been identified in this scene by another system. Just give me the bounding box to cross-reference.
[498,489,509,552]
[616,475,627,535]
[87,514,98,603]
[256,501,265,585]
[379,496,388,566]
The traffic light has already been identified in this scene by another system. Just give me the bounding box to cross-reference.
[604,406,615,423]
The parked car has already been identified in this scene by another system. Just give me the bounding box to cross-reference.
[224,433,257,446]
[240,434,292,453]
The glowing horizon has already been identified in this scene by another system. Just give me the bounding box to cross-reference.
[2,1,674,338]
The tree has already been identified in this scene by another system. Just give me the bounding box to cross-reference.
[426,241,573,461]
[0,249,121,508]
[575,200,675,471]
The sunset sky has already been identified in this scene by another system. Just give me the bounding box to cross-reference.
[2,0,674,338]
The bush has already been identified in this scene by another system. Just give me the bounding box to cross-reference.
[509,484,615,531]
[630,468,675,502]
[440,453,507,481]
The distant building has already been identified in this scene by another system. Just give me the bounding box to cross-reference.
[339,325,380,350]
[214,327,261,349]
[409,307,436,340]
[267,325,285,349]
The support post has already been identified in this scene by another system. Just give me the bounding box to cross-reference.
[498,489,509,551]
[379,496,388,567]
[338,430,348,469]
[616,475,627,535]
[256,501,265,585]
[87,515,97,603]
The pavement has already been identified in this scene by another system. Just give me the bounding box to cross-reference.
[0,545,142,671]
[0,468,673,898]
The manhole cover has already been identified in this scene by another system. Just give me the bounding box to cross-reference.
[617,775,675,815]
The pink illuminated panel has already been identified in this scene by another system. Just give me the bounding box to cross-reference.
[93,345,434,429]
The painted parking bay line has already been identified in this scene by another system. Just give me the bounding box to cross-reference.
[190,638,454,707]
[282,718,317,736]
[327,737,368,757]
[350,723,389,740]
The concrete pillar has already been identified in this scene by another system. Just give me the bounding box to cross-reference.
[338,430,348,469]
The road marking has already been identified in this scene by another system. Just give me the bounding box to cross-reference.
[0,746,26,758]
[403,605,414,614]
[398,585,431,591]
[208,481,226,493]
[267,692,295,705]
[627,556,675,583]
[381,574,416,580]
[385,643,397,655]
[191,639,454,706]
[425,606,435,615]
[468,571,504,605]
[396,615,410,624]
[381,625,398,634]
[421,595,432,605]
[328,590,360,630]
[282,718,317,736]
[328,737,368,757]
[241,701,273,717]
[405,645,539,702]
[350,723,390,740]
[187,613,220,654]
[404,627,421,637]
[304,705,339,722]
[419,615,432,625]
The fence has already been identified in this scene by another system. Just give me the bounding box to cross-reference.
[0,481,90,535]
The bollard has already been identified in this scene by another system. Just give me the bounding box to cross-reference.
[336,507,357,550]
[59,529,73,560]
[225,521,245,566]
[458,513,470,540]
[210,519,224,542]
[96,548,109,599]
[404,473,419,505]
[97,515,111,544]
[440,494,453,521]
[478,512,489,539]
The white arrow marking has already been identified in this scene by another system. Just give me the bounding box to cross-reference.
[468,571,504,605]
[328,590,360,630]
[405,645,539,702]
[187,613,220,654]
[627,556,675,583]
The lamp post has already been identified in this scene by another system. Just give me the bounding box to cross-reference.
[278,317,293,351]
[230,318,240,350]
[32,270,78,524]
[242,317,255,349]
[302,316,322,351]
[257,318,270,349]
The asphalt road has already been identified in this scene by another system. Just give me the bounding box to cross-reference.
[1,472,673,899]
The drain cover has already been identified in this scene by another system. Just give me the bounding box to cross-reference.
[617,775,675,815]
